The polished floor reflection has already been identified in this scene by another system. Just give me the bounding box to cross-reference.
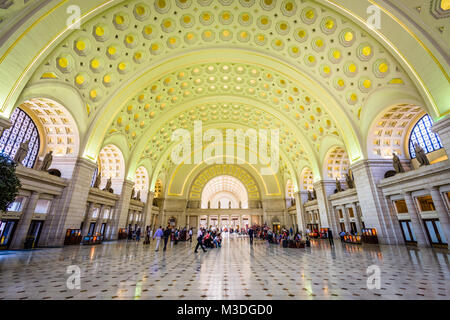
[0,235,448,300]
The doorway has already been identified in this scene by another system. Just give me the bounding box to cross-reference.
[0,220,18,249]
[423,219,447,247]
[26,220,44,248]
[399,220,417,245]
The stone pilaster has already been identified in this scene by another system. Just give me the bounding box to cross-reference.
[429,187,450,243]
[350,203,362,234]
[47,158,97,246]
[81,203,94,236]
[432,116,450,156]
[10,192,39,249]
[294,191,306,234]
[384,197,404,244]
[404,192,429,247]
[142,191,155,228]
[350,160,398,245]
[95,205,105,234]
[342,206,351,233]
[110,180,134,240]
[313,180,336,231]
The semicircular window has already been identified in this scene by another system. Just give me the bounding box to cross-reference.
[0,108,40,168]
[409,114,442,159]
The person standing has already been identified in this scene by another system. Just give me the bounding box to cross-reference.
[248,227,254,245]
[327,228,334,246]
[153,226,163,251]
[194,228,207,253]
[188,228,193,243]
[136,227,141,242]
[163,226,171,251]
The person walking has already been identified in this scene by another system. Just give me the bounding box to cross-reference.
[327,228,334,246]
[163,226,171,251]
[136,227,141,242]
[194,228,207,253]
[153,226,163,251]
[248,227,254,245]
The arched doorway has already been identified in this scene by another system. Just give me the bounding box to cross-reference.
[201,175,249,209]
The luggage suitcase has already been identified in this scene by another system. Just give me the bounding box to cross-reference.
[282,239,288,248]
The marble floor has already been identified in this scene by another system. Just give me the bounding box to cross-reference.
[0,235,448,300]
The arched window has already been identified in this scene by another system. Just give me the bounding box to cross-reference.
[0,108,40,168]
[409,115,443,159]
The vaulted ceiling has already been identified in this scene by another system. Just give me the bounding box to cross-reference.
[1,0,448,191]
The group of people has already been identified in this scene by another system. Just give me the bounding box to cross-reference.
[194,227,223,253]
[127,226,142,242]
[148,226,196,251]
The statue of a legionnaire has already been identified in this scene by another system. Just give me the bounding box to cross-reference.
[40,151,53,171]
[218,201,221,209]
[307,190,312,201]
[14,140,29,165]
[392,152,405,173]
[345,173,354,189]
[414,143,430,166]
[136,190,141,202]
[207,201,211,209]
[229,201,232,209]
[103,177,112,193]
[335,178,343,192]
[312,188,317,200]
[93,170,102,188]
[131,188,136,200]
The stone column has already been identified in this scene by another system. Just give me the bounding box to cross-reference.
[342,206,351,233]
[142,191,155,229]
[350,203,362,234]
[47,158,97,246]
[81,203,95,236]
[429,187,450,243]
[351,160,398,245]
[0,116,11,136]
[384,197,404,244]
[95,205,105,234]
[432,116,450,156]
[10,192,40,249]
[331,206,341,234]
[294,192,306,234]
[110,180,134,240]
[404,192,429,247]
[313,181,337,232]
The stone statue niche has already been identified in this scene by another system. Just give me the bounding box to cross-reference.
[392,152,405,173]
[13,140,29,165]
[40,151,53,171]
[414,143,430,167]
